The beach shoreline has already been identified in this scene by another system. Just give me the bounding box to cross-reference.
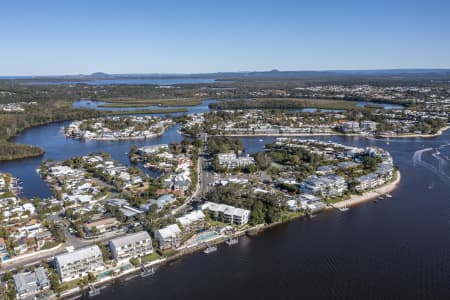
[332,171,401,209]
[376,126,449,139]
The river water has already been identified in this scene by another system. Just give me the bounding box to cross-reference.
[0,101,449,299]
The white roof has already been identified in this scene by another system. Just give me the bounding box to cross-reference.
[157,224,181,239]
[176,210,205,226]
[55,245,102,266]
[110,231,151,249]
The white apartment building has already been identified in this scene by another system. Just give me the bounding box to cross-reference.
[55,246,104,282]
[217,153,255,169]
[176,210,206,233]
[109,231,153,262]
[203,202,251,226]
[155,224,182,250]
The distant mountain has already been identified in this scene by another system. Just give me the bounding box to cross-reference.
[88,72,111,78]
[4,69,450,82]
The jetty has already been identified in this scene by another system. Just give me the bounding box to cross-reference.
[329,203,349,212]
[88,284,100,297]
[225,237,239,246]
[141,265,155,277]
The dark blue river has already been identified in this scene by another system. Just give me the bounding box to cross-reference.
[0,101,449,299]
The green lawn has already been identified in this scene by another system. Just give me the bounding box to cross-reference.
[141,252,162,263]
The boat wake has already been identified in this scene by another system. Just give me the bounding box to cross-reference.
[412,145,450,183]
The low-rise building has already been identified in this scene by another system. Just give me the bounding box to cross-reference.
[355,173,384,192]
[109,231,153,262]
[217,153,255,169]
[13,267,50,299]
[84,217,120,235]
[176,210,207,233]
[203,202,251,225]
[55,246,104,282]
[155,224,182,250]
[300,174,347,197]
[342,121,360,133]
[360,121,378,132]
[35,230,53,250]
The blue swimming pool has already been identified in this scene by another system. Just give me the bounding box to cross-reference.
[195,232,218,243]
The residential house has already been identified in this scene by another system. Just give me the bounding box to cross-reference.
[13,267,50,299]
[84,217,120,235]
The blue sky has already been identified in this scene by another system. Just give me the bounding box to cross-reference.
[1,0,449,75]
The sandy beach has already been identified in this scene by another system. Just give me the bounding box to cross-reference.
[333,171,401,209]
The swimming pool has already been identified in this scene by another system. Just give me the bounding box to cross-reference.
[195,232,218,243]
[98,271,112,279]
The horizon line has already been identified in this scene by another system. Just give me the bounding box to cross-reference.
[2,67,450,77]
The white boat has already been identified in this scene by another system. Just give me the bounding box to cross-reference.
[385,193,392,198]
[204,245,217,254]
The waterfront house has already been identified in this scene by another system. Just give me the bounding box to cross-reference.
[109,231,153,262]
[155,224,182,250]
[137,144,169,156]
[176,210,207,233]
[55,245,104,282]
[13,267,50,299]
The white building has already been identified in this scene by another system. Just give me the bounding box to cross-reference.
[155,224,182,250]
[342,121,360,133]
[55,246,104,282]
[217,153,255,169]
[360,121,378,132]
[176,210,206,233]
[301,174,347,197]
[203,202,251,225]
[109,231,153,262]
[137,144,168,155]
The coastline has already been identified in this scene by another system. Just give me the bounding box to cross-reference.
[376,126,449,139]
[332,170,401,209]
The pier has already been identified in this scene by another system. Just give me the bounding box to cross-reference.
[141,264,155,277]
[225,237,239,246]
[329,203,349,212]
[88,284,100,297]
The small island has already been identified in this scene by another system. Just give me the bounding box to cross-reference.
[64,116,174,141]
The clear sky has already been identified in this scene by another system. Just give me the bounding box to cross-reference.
[1,0,449,75]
